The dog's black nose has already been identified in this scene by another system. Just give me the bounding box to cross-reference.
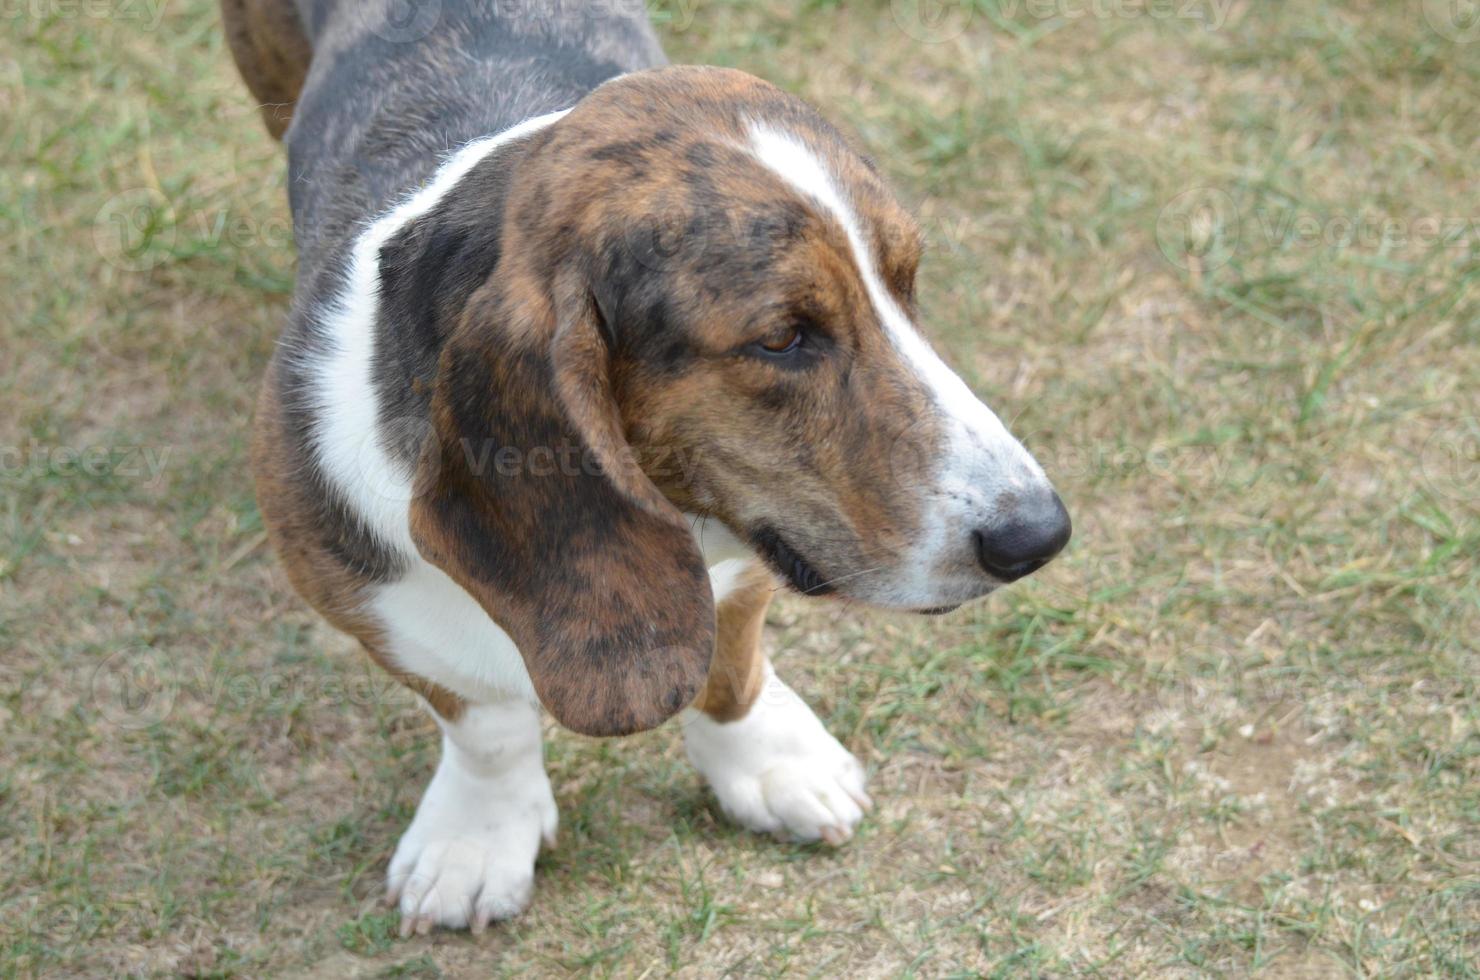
[973,491,1071,582]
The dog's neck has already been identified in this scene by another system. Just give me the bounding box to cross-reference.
[283,0,665,277]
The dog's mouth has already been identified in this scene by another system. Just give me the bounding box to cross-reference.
[748,527,967,615]
[751,526,834,596]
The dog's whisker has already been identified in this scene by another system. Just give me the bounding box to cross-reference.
[771,563,888,597]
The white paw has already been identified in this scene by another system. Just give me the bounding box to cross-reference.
[386,705,558,935]
[683,669,871,845]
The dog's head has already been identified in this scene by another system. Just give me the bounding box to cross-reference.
[408,67,1068,735]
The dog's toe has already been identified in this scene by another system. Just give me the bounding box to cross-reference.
[757,755,869,844]
[387,833,539,934]
[685,671,872,845]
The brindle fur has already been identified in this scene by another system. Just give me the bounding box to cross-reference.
[252,360,468,721]
[224,0,943,735]
[692,562,776,722]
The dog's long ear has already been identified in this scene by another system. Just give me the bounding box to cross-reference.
[409,271,715,737]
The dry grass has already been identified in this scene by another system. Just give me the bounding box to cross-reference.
[3,0,1477,976]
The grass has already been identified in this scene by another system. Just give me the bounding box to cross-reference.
[2,0,1477,976]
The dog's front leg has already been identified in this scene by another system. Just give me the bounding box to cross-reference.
[683,563,872,845]
[387,699,558,934]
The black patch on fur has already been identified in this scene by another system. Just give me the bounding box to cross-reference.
[370,135,545,467]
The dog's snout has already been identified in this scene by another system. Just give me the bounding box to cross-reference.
[972,490,1071,583]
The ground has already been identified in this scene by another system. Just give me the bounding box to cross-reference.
[2,0,1477,977]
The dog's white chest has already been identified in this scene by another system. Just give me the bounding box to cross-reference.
[371,557,539,704]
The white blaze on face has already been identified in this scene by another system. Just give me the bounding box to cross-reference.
[746,124,1054,603]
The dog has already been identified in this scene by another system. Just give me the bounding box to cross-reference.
[222,0,1070,934]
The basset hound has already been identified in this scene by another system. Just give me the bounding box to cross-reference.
[222,0,1071,934]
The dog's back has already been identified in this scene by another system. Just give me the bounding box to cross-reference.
[223,0,665,270]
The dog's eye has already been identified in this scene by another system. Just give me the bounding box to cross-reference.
[757,326,803,354]
[743,317,823,365]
